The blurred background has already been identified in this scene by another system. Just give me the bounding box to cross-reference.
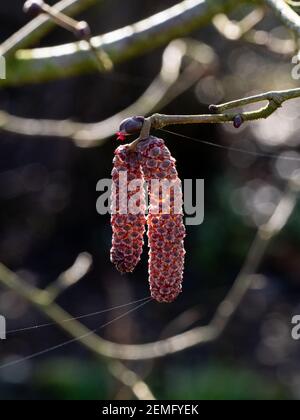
[1,0,300,400]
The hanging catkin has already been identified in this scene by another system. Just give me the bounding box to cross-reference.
[137,136,186,303]
[110,145,146,273]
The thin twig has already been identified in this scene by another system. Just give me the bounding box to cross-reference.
[213,7,297,55]
[149,87,300,129]
[0,0,98,58]
[244,29,296,55]
[213,8,265,41]
[45,252,92,302]
[22,1,113,71]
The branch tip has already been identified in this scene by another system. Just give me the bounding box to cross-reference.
[23,0,44,17]
[209,104,218,113]
[74,21,91,40]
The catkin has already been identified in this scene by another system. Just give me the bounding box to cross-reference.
[137,136,186,303]
[110,145,146,273]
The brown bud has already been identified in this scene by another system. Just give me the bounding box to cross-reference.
[233,114,244,129]
[119,116,145,136]
[23,0,44,16]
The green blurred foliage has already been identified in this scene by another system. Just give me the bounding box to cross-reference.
[158,363,290,400]
[33,358,112,400]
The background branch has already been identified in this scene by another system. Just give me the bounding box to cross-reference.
[0,39,217,146]
[45,252,92,302]
[213,7,297,55]
[0,0,98,58]
[265,0,300,36]
[0,257,155,400]
[108,361,156,400]
[0,173,299,362]
[286,0,300,8]
[212,8,265,41]
[2,0,247,86]
[1,0,298,86]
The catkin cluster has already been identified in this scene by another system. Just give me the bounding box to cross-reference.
[137,137,186,303]
[110,145,146,273]
[110,136,186,303]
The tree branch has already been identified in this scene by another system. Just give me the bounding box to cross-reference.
[1,86,300,145]
[212,7,297,55]
[148,87,300,129]
[108,361,156,400]
[45,252,92,302]
[0,39,217,146]
[2,0,247,86]
[265,0,300,36]
[212,8,265,41]
[286,0,300,8]
[0,257,155,400]
[0,0,98,59]
[1,0,298,85]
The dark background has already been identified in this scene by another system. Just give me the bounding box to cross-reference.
[0,0,300,400]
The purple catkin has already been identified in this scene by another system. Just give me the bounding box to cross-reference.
[137,136,186,303]
[110,145,146,273]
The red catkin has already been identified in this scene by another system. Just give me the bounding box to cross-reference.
[110,145,146,273]
[137,136,186,303]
